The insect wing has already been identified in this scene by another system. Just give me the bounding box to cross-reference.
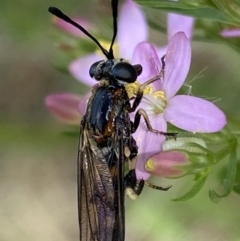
[110,128,125,241]
[78,118,124,241]
[78,117,126,241]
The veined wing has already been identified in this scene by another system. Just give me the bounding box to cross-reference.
[78,120,125,241]
[109,127,125,241]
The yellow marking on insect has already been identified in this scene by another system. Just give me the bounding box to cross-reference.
[125,188,139,200]
[124,146,131,157]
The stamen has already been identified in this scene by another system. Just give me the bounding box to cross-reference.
[153,91,165,100]
[152,91,167,114]
[126,81,168,115]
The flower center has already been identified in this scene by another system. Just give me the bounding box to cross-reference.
[126,81,167,114]
[152,91,167,114]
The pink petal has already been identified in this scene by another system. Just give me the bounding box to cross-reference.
[69,54,102,86]
[53,16,93,37]
[45,93,85,125]
[168,13,195,41]
[117,0,148,60]
[132,42,163,91]
[164,95,227,132]
[134,115,167,180]
[220,29,240,38]
[155,45,168,60]
[163,32,191,99]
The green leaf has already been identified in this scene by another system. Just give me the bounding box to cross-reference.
[233,163,240,194]
[172,174,208,201]
[214,137,237,163]
[233,183,240,194]
[135,0,237,24]
[209,138,238,202]
[223,142,238,193]
[211,0,240,24]
[135,1,193,9]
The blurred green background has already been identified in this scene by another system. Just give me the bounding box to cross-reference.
[1,0,240,241]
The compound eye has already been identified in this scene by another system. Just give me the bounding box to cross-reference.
[89,60,103,78]
[112,62,138,83]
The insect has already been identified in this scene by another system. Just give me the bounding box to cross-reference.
[48,1,173,240]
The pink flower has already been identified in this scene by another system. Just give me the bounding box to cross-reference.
[132,32,227,180]
[220,28,240,38]
[45,93,88,124]
[156,13,195,57]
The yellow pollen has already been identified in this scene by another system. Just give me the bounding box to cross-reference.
[143,85,153,95]
[126,82,139,98]
[126,81,154,98]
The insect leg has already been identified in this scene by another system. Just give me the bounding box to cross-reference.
[131,108,177,138]
[128,75,164,113]
[145,181,171,191]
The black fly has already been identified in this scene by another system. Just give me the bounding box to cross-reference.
[48,1,173,241]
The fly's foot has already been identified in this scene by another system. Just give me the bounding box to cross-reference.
[146,181,172,191]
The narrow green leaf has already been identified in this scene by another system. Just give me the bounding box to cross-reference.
[214,137,237,164]
[135,1,194,9]
[209,138,238,201]
[211,0,240,24]
[223,140,237,194]
[172,174,208,201]
[234,162,240,187]
[135,0,236,24]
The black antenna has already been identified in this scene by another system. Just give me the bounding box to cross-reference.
[108,0,119,59]
[48,7,110,59]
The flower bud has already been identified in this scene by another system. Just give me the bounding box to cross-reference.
[146,150,190,178]
[45,93,86,125]
[145,137,212,178]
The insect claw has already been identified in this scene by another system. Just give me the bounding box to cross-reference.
[146,181,172,191]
